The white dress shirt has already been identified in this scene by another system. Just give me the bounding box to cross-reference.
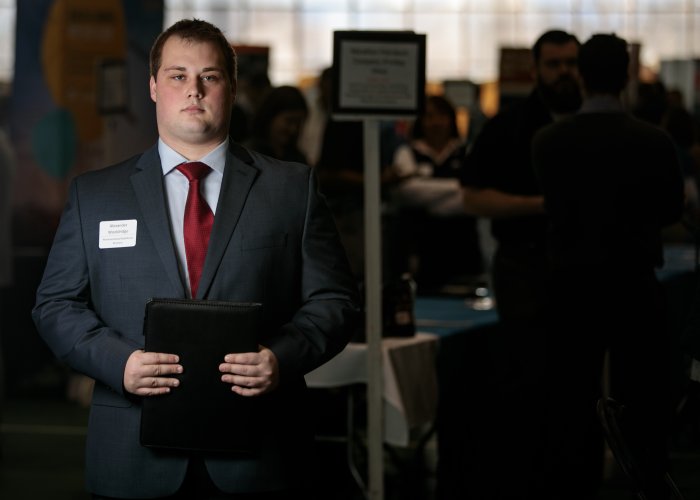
[159,138,228,297]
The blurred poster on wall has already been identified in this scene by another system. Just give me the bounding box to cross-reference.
[11,0,163,245]
[233,44,270,84]
[442,80,478,109]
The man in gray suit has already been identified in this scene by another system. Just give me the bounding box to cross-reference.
[32,18,360,499]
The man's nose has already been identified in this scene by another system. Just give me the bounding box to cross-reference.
[188,81,203,98]
[557,60,577,73]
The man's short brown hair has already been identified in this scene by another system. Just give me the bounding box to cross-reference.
[149,18,237,88]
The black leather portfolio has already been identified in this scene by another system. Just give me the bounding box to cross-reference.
[140,298,262,453]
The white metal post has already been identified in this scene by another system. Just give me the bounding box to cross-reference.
[363,118,384,500]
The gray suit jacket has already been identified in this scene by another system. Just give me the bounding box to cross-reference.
[32,143,361,497]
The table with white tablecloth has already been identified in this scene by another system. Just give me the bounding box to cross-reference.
[305,332,439,447]
[305,295,499,443]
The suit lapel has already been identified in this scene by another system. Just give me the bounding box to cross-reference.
[130,146,186,297]
[197,144,259,299]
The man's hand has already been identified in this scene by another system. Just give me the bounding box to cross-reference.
[219,345,279,396]
[124,350,182,396]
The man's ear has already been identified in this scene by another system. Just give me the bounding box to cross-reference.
[149,76,157,103]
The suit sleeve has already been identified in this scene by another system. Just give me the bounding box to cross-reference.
[264,168,361,382]
[32,179,140,395]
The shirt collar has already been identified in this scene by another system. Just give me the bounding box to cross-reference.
[579,95,624,114]
[159,138,229,176]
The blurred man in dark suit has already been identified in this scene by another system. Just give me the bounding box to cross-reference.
[533,33,685,499]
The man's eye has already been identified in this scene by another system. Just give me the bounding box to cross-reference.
[172,75,185,81]
[202,75,218,82]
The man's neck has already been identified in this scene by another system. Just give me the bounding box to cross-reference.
[161,136,227,162]
[579,93,623,113]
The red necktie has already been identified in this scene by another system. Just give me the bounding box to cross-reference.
[176,162,214,298]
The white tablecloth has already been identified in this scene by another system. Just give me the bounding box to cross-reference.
[305,332,438,447]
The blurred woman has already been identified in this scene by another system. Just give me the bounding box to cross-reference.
[246,85,309,163]
[391,94,484,291]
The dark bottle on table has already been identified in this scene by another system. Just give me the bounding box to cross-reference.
[383,273,416,337]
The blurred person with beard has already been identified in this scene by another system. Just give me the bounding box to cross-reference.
[461,28,581,340]
[450,30,581,500]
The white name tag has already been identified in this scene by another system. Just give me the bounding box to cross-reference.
[99,219,137,249]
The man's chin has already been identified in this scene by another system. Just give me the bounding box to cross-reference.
[178,124,221,141]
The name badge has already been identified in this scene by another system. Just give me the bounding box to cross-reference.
[99,219,137,249]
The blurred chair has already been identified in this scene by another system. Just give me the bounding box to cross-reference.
[597,397,685,500]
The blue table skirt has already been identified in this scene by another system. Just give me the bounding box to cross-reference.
[414,296,499,337]
[413,243,697,339]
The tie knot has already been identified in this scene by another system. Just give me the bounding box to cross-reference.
[177,162,211,182]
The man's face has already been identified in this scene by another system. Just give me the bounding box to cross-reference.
[150,36,235,151]
[535,40,581,113]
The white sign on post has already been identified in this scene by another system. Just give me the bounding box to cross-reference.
[332,31,426,119]
[331,30,426,500]
[339,41,419,110]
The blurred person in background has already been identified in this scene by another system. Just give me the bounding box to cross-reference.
[458,29,582,499]
[390,94,483,292]
[533,33,685,499]
[245,85,309,164]
[299,67,332,167]
[229,71,272,144]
